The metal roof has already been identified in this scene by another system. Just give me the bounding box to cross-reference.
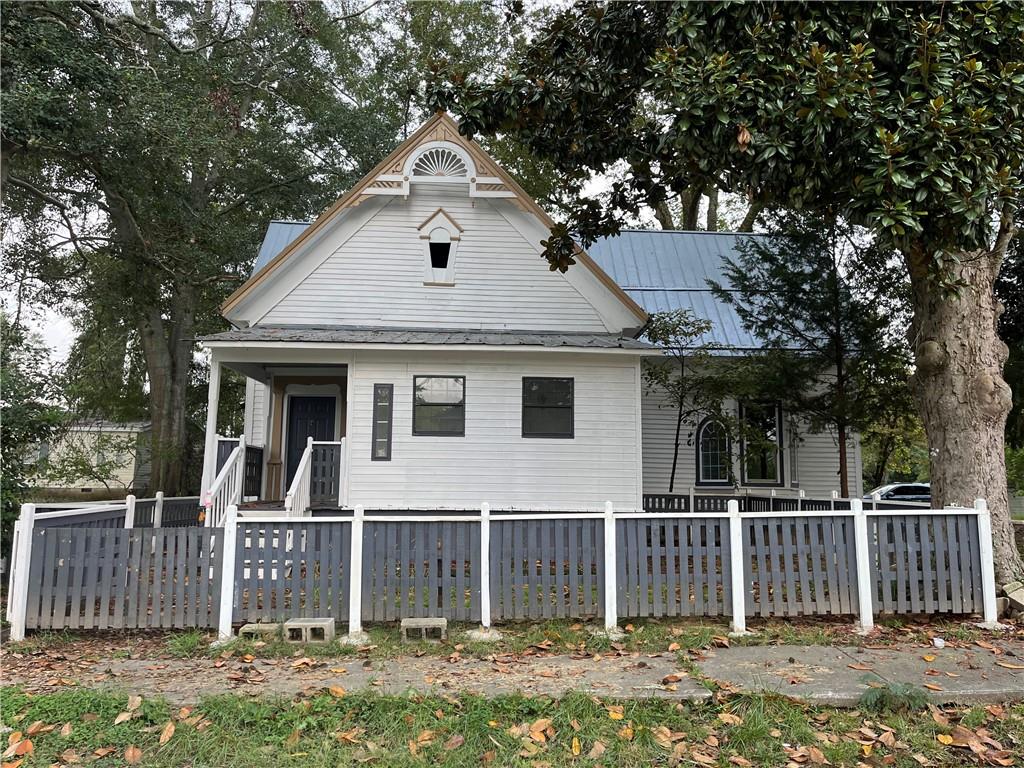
[249,221,765,350]
[586,230,766,350]
[202,325,654,350]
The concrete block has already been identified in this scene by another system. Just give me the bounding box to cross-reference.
[238,623,282,640]
[996,596,1010,618]
[401,617,447,643]
[1004,582,1024,611]
[284,618,335,644]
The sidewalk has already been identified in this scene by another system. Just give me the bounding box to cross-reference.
[5,638,1024,707]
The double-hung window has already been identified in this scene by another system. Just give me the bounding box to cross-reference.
[413,376,465,436]
[522,377,574,438]
[741,402,783,485]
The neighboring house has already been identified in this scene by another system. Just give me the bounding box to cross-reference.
[35,420,151,499]
[199,113,860,516]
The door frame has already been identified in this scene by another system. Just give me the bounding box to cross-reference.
[281,385,342,495]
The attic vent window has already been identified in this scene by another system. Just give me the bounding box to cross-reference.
[429,229,451,269]
[412,148,468,178]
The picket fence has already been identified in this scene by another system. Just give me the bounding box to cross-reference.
[6,494,999,642]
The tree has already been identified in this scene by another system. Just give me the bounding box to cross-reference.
[2,1,404,493]
[0,315,66,553]
[433,2,1024,581]
[996,217,1023,449]
[641,309,721,492]
[708,212,911,497]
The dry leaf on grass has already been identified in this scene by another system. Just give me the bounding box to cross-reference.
[159,721,175,745]
[124,745,143,765]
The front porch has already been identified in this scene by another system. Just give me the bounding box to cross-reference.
[201,346,352,525]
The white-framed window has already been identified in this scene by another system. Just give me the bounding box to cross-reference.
[418,209,461,285]
[697,417,731,486]
[413,376,466,436]
[741,402,784,486]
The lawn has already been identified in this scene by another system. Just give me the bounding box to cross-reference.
[2,684,1020,767]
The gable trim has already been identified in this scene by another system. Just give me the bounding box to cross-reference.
[222,113,647,326]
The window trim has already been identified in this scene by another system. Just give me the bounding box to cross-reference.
[695,417,732,487]
[412,375,466,437]
[739,401,785,487]
[419,210,461,286]
[370,383,394,461]
[521,377,575,439]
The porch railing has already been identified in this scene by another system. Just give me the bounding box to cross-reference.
[207,434,245,527]
[284,437,313,517]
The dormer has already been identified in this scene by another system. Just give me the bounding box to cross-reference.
[418,208,462,286]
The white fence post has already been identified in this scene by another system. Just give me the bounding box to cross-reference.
[852,498,875,633]
[9,504,36,642]
[154,491,164,528]
[346,505,367,641]
[216,503,238,642]
[727,500,748,635]
[974,498,1002,628]
[124,494,136,529]
[603,501,617,632]
[480,502,491,628]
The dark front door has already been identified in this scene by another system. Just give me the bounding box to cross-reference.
[286,396,336,486]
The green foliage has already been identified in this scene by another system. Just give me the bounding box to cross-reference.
[707,211,913,494]
[860,413,929,490]
[434,3,1024,275]
[1007,446,1024,494]
[0,315,66,553]
[165,630,209,659]
[857,683,929,714]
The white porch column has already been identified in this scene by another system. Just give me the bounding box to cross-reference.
[201,351,222,505]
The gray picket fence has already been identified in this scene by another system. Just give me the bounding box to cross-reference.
[8,496,997,640]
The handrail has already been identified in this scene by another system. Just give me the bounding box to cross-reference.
[206,434,246,527]
[284,436,313,517]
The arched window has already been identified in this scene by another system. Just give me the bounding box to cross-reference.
[419,210,461,285]
[697,418,731,486]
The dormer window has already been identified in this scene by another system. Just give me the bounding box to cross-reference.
[419,208,462,286]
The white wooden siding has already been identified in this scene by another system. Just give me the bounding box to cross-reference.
[346,351,642,509]
[260,183,612,332]
[640,385,862,498]
[242,378,268,448]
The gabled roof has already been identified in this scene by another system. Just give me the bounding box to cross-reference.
[222,112,646,324]
[250,224,766,351]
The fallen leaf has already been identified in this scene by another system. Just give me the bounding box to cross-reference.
[285,730,301,748]
[617,724,634,741]
[922,655,936,662]
[125,745,143,764]
[937,734,954,745]
[481,749,496,762]
[93,747,115,758]
[571,736,581,756]
[335,727,364,744]
[59,723,72,738]
[328,686,346,698]
[588,740,607,759]
[729,756,753,767]
[995,661,1024,670]
[923,683,943,691]
[1,759,23,768]
[444,734,464,750]
[668,642,681,652]
[59,748,80,764]
[606,705,625,721]
[114,712,134,725]
[159,721,175,745]
[126,695,143,712]
[718,712,743,726]
[848,663,873,671]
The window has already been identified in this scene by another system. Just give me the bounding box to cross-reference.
[371,384,393,460]
[522,377,574,438]
[413,376,465,436]
[419,210,461,285]
[697,418,731,485]
[429,228,451,269]
[741,402,783,485]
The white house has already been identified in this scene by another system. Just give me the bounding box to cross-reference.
[199,113,860,521]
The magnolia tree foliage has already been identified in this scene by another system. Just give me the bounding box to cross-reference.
[434,1,1024,581]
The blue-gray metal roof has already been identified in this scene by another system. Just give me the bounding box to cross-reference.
[253,220,311,274]
[250,221,763,350]
[587,230,765,350]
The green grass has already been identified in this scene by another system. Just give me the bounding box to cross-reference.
[3,686,1021,768]
[165,630,208,658]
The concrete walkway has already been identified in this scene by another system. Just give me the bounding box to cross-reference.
[5,641,1023,707]
[699,642,1024,706]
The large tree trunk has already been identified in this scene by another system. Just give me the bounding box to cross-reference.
[137,284,195,495]
[908,230,1023,584]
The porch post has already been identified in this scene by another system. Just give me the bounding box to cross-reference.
[124,494,136,529]
[727,500,749,635]
[343,505,369,643]
[603,501,617,632]
[216,503,238,642]
[201,351,222,506]
[479,502,491,628]
[153,491,164,528]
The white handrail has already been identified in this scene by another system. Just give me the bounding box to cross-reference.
[284,436,313,518]
[206,434,246,528]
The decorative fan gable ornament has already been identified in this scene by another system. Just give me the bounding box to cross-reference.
[412,148,469,178]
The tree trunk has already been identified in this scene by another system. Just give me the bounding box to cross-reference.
[705,185,719,231]
[654,199,675,230]
[871,431,895,489]
[679,184,702,230]
[908,232,1023,584]
[836,421,849,498]
[669,403,683,493]
[137,285,196,495]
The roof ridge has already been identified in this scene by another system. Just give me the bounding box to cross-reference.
[615,228,767,237]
